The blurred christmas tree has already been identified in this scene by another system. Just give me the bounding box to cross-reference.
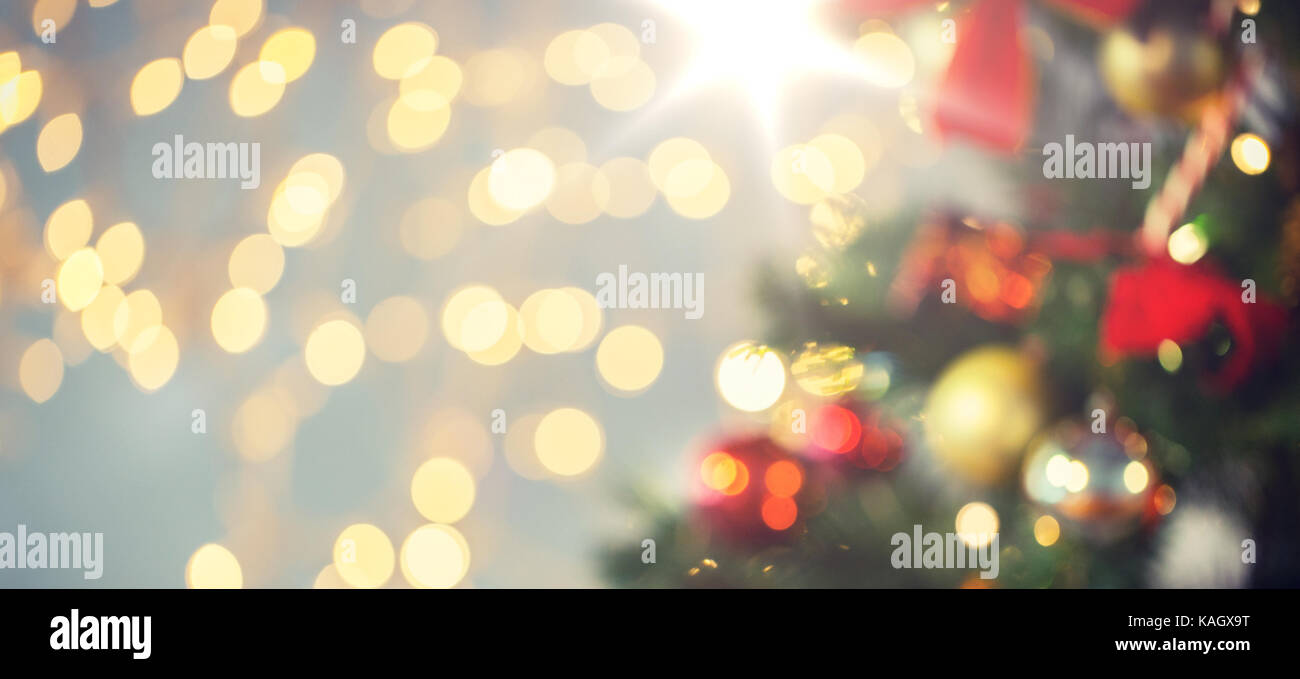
[605,0,1300,588]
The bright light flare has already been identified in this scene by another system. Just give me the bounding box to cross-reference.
[655,0,868,131]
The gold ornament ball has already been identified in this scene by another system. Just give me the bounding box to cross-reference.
[1098,25,1227,121]
[924,346,1043,485]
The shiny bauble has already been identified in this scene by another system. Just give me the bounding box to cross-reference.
[923,345,1043,485]
[1098,23,1228,122]
[1021,418,1157,524]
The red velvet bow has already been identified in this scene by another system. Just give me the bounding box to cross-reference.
[844,0,1139,153]
[1099,256,1288,391]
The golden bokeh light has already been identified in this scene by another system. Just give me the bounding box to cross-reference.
[1045,454,1072,487]
[268,173,330,242]
[520,287,603,354]
[453,294,512,354]
[113,289,162,354]
[36,113,82,172]
[130,58,183,116]
[521,288,581,354]
[183,24,239,80]
[700,451,748,495]
[400,524,470,589]
[562,287,603,351]
[589,57,656,111]
[1066,460,1090,492]
[32,0,76,36]
[534,407,603,477]
[267,205,324,247]
[1033,515,1060,547]
[772,143,835,204]
[373,22,438,79]
[665,161,730,219]
[1123,460,1150,494]
[289,153,346,203]
[211,287,268,353]
[265,161,341,247]
[386,95,451,151]
[56,248,104,311]
[209,0,263,37]
[808,133,865,193]
[467,167,524,225]
[661,157,715,200]
[488,148,556,211]
[0,69,42,127]
[648,137,711,191]
[304,319,367,386]
[644,138,731,218]
[333,523,395,588]
[364,295,428,362]
[955,501,999,548]
[440,285,504,351]
[400,55,462,109]
[588,22,640,61]
[853,31,916,88]
[410,457,476,523]
[716,342,786,412]
[259,27,316,83]
[128,325,179,391]
[229,61,285,117]
[44,198,93,261]
[1230,133,1270,175]
[1167,221,1208,264]
[228,233,284,293]
[2,51,20,86]
[595,324,664,393]
[544,29,610,85]
[1157,338,1183,373]
[80,284,124,351]
[186,544,243,589]
[312,564,347,589]
[95,222,145,286]
[466,303,524,366]
[19,339,63,403]
[280,171,330,218]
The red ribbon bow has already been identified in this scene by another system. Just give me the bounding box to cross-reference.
[1099,256,1287,391]
[845,0,1139,153]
